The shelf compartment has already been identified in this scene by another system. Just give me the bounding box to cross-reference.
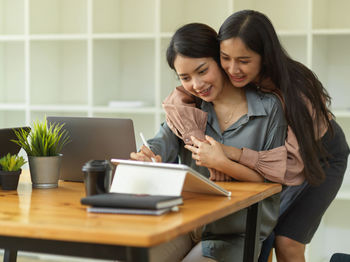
[0,103,26,110]
[29,105,89,112]
[313,29,350,35]
[333,110,350,118]
[30,0,87,34]
[92,33,156,40]
[92,112,155,149]
[279,35,307,65]
[29,34,88,40]
[0,0,24,35]
[160,38,180,103]
[276,30,308,37]
[93,0,155,34]
[312,35,350,110]
[313,0,350,30]
[93,39,155,107]
[160,0,230,33]
[0,110,26,128]
[0,41,25,103]
[234,0,308,31]
[30,111,88,123]
[30,40,87,105]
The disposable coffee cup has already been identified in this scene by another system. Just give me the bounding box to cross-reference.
[82,160,113,196]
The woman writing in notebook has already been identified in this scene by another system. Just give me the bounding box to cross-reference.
[131,23,287,261]
[149,10,349,262]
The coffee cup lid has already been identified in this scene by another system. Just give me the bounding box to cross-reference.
[82,160,112,172]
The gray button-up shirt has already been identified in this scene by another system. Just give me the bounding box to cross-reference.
[148,86,287,261]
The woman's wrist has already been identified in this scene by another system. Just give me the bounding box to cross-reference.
[222,144,242,162]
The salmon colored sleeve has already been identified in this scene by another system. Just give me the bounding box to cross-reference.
[239,126,305,185]
[284,126,305,185]
[162,86,207,144]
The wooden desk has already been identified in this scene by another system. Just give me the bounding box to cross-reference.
[0,170,281,262]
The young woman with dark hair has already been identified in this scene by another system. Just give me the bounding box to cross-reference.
[131,22,287,261]
[163,10,349,262]
[218,10,331,186]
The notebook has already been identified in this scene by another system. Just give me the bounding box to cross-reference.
[0,127,31,158]
[46,116,137,182]
[86,206,174,216]
[81,193,183,210]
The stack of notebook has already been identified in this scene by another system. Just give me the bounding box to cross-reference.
[80,193,183,215]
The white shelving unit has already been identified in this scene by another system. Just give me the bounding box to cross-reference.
[0,0,349,261]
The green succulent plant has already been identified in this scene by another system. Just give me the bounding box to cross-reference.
[12,118,70,157]
[0,153,26,172]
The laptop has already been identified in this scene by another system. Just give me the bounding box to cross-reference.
[46,116,137,182]
[0,127,31,158]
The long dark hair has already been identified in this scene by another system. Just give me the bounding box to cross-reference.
[218,10,332,185]
[166,23,221,70]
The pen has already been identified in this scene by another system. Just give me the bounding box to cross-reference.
[139,132,156,163]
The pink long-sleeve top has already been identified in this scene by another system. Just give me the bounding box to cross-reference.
[163,85,306,186]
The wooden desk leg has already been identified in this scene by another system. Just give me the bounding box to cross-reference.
[126,247,149,262]
[243,202,262,262]
[3,249,17,262]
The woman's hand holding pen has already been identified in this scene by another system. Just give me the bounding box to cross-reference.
[130,132,162,162]
[130,145,162,162]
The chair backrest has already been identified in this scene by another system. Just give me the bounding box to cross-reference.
[330,253,350,262]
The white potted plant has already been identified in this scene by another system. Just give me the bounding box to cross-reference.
[0,153,26,190]
[12,118,70,188]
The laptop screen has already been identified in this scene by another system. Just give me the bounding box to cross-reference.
[0,127,31,158]
[47,116,137,182]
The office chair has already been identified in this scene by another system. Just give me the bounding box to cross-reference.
[330,253,350,262]
[258,232,275,262]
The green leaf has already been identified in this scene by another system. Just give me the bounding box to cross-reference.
[11,117,71,157]
[0,153,27,172]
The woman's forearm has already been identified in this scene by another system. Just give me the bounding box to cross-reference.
[216,157,264,182]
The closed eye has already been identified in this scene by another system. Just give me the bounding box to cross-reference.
[240,60,250,64]
[220,55,230,61]
[179,76,190,82]
[198,68,208,74]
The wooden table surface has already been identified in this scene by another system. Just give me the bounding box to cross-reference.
[0,170,281,248]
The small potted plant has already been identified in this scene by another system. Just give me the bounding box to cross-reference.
[12,118,70,189]
[0,153,26,190]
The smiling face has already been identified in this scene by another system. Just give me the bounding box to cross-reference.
[220,37,262,88]
[174,55,226,102]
